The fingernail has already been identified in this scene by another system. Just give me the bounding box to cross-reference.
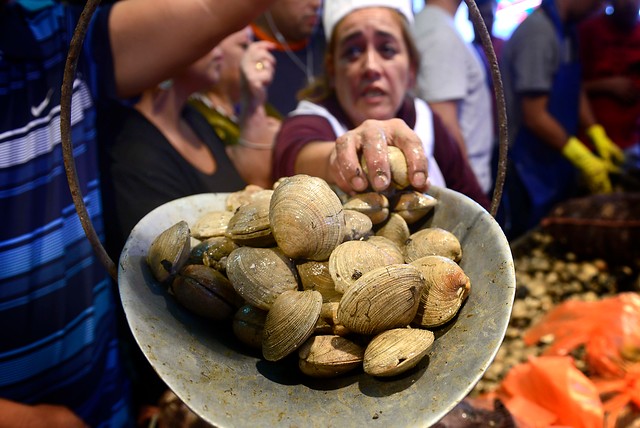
[351,176,367,190]
[413,172,426,187]
[373,174,389,190]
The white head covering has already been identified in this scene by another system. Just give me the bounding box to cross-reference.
[322,0,414,42]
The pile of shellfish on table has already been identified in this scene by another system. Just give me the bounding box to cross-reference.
[146,151,472,379]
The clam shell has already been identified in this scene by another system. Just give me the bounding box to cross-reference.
[404,227,462,263]
[337,264,425,335]
[232,304,268,349]
[360,146,410,189]
[343,209,374,242]
[365,235,405,264]
[410,255,471,327]
[191,210,233,240]
[343,192,389,225]
[226,198,274,247]
[188,236,238,268]
[172,264,243,320]
[226,247,299,310]
[262,290,323,361]
[363,328,435,377]
[329,240,393,294]
[298,335,364,378]
[225,185,272,212]
[147,220,191,284]
[390,191,437,224]
[269,175,345,261]
[375,212,410,248]
[296,260,342,303]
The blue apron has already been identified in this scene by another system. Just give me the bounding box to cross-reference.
[509,0,581,231]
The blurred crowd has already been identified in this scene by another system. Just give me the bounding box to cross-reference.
[1,0,639,426]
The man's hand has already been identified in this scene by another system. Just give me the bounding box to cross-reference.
[562,136,615,194]
[586,124,625,166]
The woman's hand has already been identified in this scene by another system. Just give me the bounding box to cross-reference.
[329,118,429,194]
[240,41,277,111]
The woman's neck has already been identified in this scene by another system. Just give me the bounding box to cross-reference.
[206,90,238,121]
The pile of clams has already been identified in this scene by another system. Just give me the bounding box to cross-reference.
[146,172,471,379]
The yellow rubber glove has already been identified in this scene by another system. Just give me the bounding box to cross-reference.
[561,137,613,194]
[586,124,625,166]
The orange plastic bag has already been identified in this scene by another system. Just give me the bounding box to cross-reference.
[524,292,640,378]
[497,356,604,428]
[592,363,640,428]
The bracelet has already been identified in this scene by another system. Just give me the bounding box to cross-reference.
[238,138,273,150]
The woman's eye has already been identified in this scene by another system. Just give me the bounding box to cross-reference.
[379,44,398,58]
[342,45,364,61]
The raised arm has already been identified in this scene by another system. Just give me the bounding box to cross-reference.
[109,0,275,97]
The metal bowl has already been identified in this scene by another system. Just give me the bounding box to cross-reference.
[118,186,515,427]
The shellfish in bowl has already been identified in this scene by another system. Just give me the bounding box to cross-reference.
[118,183,515,428]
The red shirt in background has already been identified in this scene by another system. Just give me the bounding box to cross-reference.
[579,14,640,149]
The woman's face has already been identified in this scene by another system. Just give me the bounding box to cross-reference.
[184,45,225,90]
[330,8,414,127]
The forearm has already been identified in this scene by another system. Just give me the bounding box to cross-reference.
[294,142,335,183]
[428,101,467,157]
[0,399,86,428]
[109,0,275,97]
[578,89,597,130]
[521,95,568,151]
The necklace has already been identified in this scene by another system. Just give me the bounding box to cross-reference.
[264,11,315,85]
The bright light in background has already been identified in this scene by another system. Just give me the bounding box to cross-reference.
[413,0,542,42]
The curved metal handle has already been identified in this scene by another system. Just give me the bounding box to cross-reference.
[60,0,508,279]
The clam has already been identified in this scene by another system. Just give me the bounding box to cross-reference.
[375,212,410,249]
[262,290,323,362]
[363,328,435,377]
[191,210,233,240]
[298,335,364,378]
[226,247,299,310]
[337,264,425,335]
[171,264,244,320]
[296,260,342,303]
[329,240,394,294]
[225,185,272,212]
[390,191,437,224]
[410,255,471,328]
[365,235,405,265]
[361,146,410,190]
[188,236,238,270]
[314,302,350,336]
[226,197,274,247]
[343,192,389,225]
[147,220,191,285]
[343,209,374,242]
[232,304,268,349]
[269,175,345,261]
[404,227,462,263]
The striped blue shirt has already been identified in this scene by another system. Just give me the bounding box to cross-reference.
[1,2,133,426]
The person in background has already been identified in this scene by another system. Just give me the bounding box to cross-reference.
[273,0,490,208]
[468,0,506,190]
[470,0,505,62]
[412,0,496,197]
[190,27,281,188]
[499,0,623,240]
[0,0,275,426]
[251,0,326,116]
[579,0,640,168]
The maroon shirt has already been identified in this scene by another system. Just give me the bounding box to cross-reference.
[580,14,640,149]
[273,95,491,210]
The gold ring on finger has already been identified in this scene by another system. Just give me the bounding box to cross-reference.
[255,61,265,71]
